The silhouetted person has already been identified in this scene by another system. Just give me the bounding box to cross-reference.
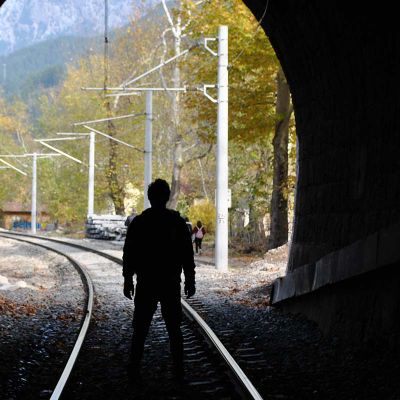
[122,179,196,380]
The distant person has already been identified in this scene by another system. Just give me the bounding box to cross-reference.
[193,221,206,255]
[122,179,196,380]
[124,209,137,227]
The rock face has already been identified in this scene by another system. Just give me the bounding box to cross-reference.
[0,0,157,55]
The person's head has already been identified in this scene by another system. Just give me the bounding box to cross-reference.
[147,179,170,208]
[196,220,202,228]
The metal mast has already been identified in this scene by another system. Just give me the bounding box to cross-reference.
[31,153,37,233]
[144,91,153,209]
[215,26,229,271]
[88,132,96,216]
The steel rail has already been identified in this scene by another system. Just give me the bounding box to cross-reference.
[181,301,264,400]
[0,233,94,400]
[0,230,263,400]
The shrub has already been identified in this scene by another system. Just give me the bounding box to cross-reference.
[187,200,216,233]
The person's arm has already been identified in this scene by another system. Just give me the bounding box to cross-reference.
[180,219,196,297]
[122,218,138,299]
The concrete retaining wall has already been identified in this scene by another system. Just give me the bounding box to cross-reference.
[271,222,400,344]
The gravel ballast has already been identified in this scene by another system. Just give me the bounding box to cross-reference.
[0,237,85,399]
[73,237,400,399]
[1,234,399,399]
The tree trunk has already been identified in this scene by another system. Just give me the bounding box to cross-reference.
[106,118,125,215]
[248,167,266,250]
[103,11,125,215]
[168,138,183,209]
[248,202,262,248]
[268,66,292,249]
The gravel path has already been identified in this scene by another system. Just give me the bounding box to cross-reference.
[0,237,85,399]
[55,237,400,400]
[191,262,400,399]
[1,236,243,399]
[2,234,399,399]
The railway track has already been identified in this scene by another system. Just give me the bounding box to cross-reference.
[0,231,263,400]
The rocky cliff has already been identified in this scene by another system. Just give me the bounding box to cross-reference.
[0,0,157,55]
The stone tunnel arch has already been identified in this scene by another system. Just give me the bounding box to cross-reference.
[242,0,399,270]
[242,0,400,343]
[1,0,399,342]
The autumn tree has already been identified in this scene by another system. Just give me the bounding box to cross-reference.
[36,16,167,222]
[181,0,280,248]
[268,66,293,249]
[0,94,31,205]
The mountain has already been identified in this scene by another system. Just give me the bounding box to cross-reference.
[0,0,159,56]
[0,34,100,97]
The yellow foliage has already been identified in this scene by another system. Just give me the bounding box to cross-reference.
[188,200,216,234]
[183,0,279,143]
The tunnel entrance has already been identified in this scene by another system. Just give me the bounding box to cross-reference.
[1,0,399,346]
[1,0,400,341]
[1,1,400,399]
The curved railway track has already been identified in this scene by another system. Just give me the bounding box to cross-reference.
[0,230,263,400]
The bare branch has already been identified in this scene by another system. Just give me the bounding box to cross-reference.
[159,27,175,101]
[182,142,197,153]
[198,158,209,199]
[161,0,178,37]
[181,6,192,32]
[185,143,213,163]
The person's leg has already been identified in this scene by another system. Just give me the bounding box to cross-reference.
[195,238,199,254]
[160,285,183,377]
[130,286,158,370]
[199,238,202,254]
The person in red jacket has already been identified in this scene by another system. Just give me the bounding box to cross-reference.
[122,179,195,380]
[193,221,206,255]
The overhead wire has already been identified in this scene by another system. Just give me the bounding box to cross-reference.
[229,0,270,67]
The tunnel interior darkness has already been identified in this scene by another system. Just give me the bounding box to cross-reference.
[243,0,400,271]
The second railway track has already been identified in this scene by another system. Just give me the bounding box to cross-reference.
[0,231,263,400]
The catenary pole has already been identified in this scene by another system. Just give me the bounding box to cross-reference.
[144,91,153,209]
[31,153,37,234]
[2,153,62,234]
[215,26,229,271]
[88,131,95,216]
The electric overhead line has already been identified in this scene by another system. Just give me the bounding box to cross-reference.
[230,0,270,67]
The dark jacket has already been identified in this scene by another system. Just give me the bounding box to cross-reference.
[122,207,195,285]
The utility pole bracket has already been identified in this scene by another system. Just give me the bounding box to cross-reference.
[201,84,218,103]
[204,38,218,56]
